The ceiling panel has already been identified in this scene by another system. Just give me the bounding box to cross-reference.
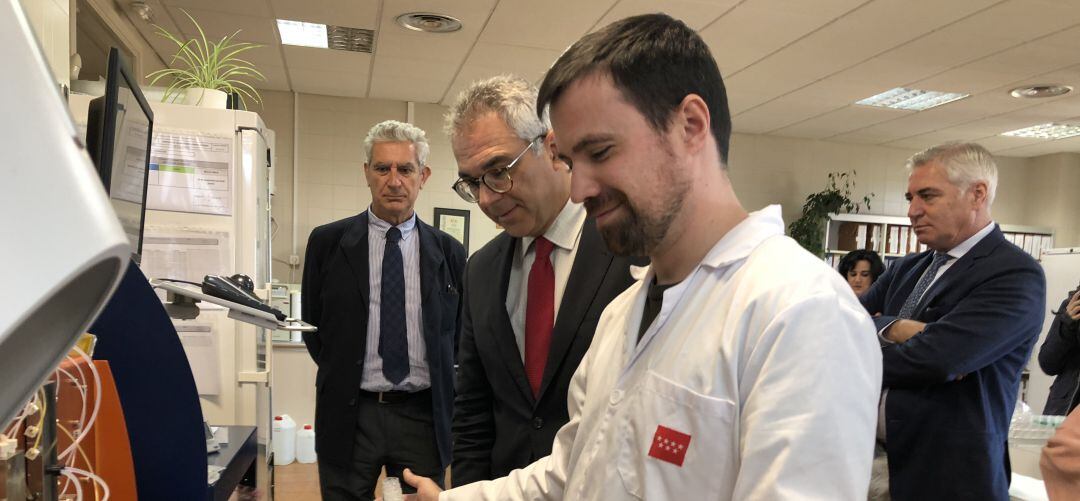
[122,0,1080,157]
[269,0,378,27]
[253,64,291,91]
[699,0,868,75]
[166,6,278,44]
[994,134,1080,157]
[368,57,460,102]
[369,0,495,103]
[288,68,368,97]
[771,105,905,139]
[725,0,1000,112]
[282,45,371,72]
[593,0,740,31]
[479,0,617,50]
[440,42,562,106]
[161,0,272,18]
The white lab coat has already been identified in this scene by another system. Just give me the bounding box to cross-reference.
[443,206,882,500]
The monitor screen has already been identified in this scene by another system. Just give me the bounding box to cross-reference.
[86,48,154,264]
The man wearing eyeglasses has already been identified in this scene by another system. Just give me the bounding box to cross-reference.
[443,75,642,486]
[301,120,466,500]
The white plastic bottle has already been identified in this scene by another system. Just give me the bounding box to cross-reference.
[296,424,317,463]
[272,415,296,465]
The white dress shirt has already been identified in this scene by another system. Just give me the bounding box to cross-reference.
[361,209,429,392]
[505,200,587,360]
[442,205,883,500]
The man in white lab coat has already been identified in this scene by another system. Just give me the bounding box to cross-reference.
[403,13,882,500]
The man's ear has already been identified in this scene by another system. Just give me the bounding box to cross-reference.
[970,180,989,207]
[419,165,432,187]
[544,131,563,171]
[674,94,711,155]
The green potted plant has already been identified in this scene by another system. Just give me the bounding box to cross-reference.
[146,10,265,109]
[788,171,874,257]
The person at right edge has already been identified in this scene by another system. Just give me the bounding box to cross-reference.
[401,13,882,500]
[1038,283,1080,416]
[860,142,1046,500]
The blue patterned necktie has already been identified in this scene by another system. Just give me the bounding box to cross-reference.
[379,226,409,384]
[898,252,952,319]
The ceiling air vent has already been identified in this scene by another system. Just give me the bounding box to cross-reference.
[395,13,462,33]
[327,25,375,53]
[1009,84,1072,99]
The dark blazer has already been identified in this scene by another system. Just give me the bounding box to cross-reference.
[1038,292,1080,416]
[452,219,642,485]
[301,211,466,469]
[861,226,1045,501]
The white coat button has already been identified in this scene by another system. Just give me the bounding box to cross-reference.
[609,390,624,405]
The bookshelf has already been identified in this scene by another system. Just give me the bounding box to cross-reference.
[823,213,1054,270]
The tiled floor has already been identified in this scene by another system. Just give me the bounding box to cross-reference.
[274,462,322,501]
[273,463,451,500]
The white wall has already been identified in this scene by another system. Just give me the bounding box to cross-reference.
[259,92,502,283]
[258,94,1067,285]
[727,133,1038,234]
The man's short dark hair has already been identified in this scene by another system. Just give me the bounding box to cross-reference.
[838,249,885,283]
[536,13,732,165]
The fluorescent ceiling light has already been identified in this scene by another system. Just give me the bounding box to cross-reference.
[1000,123,1080,140]
[277,20,328,48]
[855,87,970,111]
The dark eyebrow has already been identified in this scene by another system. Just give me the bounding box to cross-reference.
[373,161,416,169]
[570,134,615,154]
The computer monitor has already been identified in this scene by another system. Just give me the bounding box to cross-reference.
[86,47,154,264]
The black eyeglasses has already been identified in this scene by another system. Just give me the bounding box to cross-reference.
[452,136,543,203]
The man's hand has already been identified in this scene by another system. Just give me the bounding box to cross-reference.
[886,319,927,343]
[1066,290,1080,321]
[402,468,443,501]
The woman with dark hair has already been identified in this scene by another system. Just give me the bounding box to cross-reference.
[837,249,885,296]
[1038,284,1080,415]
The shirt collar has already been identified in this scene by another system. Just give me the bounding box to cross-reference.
[944,220,995,260]
[630,205,785,280]
[367,207,417,240]
[520,199,586,255]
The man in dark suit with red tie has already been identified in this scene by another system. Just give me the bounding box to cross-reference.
[301,120,465,500]
[444,75,642,485]
[861,142,1046,500]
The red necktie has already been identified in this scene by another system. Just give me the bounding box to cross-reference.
[525,237,555,398]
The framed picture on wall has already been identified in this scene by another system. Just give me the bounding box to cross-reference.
[434,207,470,253]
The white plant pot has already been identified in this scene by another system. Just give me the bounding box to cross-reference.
[182,88,228,108]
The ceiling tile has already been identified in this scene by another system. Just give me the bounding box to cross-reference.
[287,68,367,97]
[282,45,371,72]
[479,0,617,50]
[269,0,378,27]
[724,0,999,111]
[771,105,905,139]
[700,0,867,75]
[252,65,291,91]
[367,57,459,102]
[166,6,278,44]
[440,42,561,105]
[593,0,740,31]
[160,0,271,18]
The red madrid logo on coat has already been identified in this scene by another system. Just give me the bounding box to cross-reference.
[648,425,691,466]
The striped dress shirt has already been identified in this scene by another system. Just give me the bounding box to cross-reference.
[361,209,429,391]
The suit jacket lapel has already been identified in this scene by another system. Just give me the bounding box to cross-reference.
[483,234,536,404]
[915,226,1004,316]
[538,220,611,400]
[339,211,370,307]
